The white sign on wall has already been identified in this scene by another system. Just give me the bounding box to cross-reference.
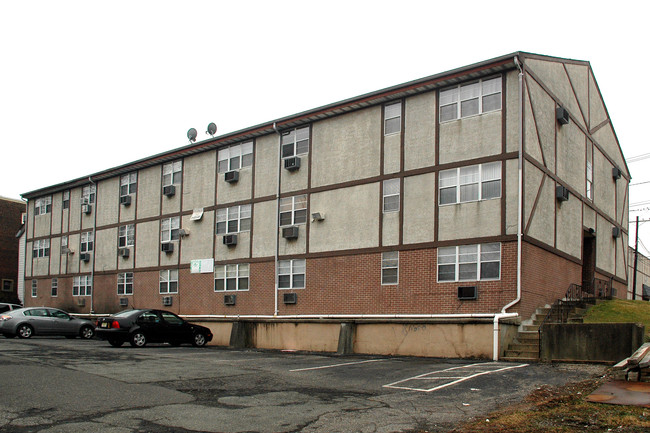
[190,259,214,274]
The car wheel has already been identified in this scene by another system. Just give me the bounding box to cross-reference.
[130,332,147,347]
[108,339,124,347]
[192,332,207,347]
[80,326,95,339]
[17,324,33,339]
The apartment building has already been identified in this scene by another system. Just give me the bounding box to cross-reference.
[21,52,629,358]
[0,196,25,304]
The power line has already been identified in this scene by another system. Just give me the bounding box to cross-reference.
[630,180,650,186]
[627,153,650,163]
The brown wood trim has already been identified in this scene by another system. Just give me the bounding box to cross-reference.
[594,266,627,285]
[589,119,609,136]
[563,63,588,128]
[523,174,546,235]
[500,74,508,236]
[249,140,256,257]
[398,176,404,246]
[379,180,384,247]
[519,52,590,67]
[380,103,385,177]
[523,235,582,266]
[523,74,547,168]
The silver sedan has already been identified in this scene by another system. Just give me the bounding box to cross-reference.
[0,307,95,339]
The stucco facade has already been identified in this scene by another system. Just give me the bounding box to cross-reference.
[21,53,629,357]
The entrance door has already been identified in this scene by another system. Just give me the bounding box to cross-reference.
[582,230,596,295]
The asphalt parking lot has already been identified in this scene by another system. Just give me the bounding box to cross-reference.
[0,337,608,433]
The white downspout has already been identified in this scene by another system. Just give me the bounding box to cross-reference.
[272,123,282,316]
[493,56,525,361]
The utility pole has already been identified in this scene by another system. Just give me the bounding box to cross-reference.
[632,216,639,300]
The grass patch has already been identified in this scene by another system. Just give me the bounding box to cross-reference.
[583,299,650,340]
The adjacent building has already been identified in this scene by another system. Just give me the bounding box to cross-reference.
[21,52,629,358]
[0,196,26,304]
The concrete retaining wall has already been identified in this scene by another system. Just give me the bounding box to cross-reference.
[540,323,645,363]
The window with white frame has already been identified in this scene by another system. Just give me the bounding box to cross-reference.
[62,190,70,209]
[73,275,92,296]
[439,76,502,122]
[32,239,50,258]
[162,160,182,187]
[384,102,402,135]
[216,205,251,235]
[214,263,249,291]
[161,217,180,243]
[118,272,133,295]
[82,185,96,204]
[80,231,94,253]
[61,236,68,254]
[34,196,52,215]
[217,141,254,173]
[159,269,178,294]
[278,259,305,289]
[437,243,501,282]
[279,195,307,226]
[51,278,58,297]
[281,126,310,158]
[120,172,137,197]
[381,251,399,285]
[439,162,501,205]
[119,224,135,247]
[31,279,37,297]
[383,178,400,212]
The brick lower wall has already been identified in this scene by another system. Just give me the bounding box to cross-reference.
[0,199,24,303]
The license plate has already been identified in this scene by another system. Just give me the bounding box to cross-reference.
[100,322,109,328]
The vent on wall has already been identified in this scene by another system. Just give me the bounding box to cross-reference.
[612,167,622,180]
[283,293,297,304]
[556,106,569,125]
[118,248,130,258]
[77,297,86,306]
[284,156,301,171]
[119,297,128,306]
[555,185,569,202]
[162,296,172,306]
[79,253,90,262]
[457,286,477,300]
[612,226,621,239]
[163,185,176,197]
[81,204,92,214]
[224,294,236,305]
[161,242,174,253]
[223,234,238,246]
[282,226,299,239]
[120,195,132,206]
[224,171,239,183]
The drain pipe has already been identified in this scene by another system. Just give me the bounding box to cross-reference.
[88,176,97,314]
[272,122,282,316]
[492,56,525,360]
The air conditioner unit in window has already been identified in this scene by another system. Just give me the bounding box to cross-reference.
[284,156,301,171]
[612,226,621,238]
[223,234,238,246]
[79,253,90,262]
[81,204,92,214]
[161,242,174,253]
[120,195,132,206]
[282,226,299,239]
[457,286,477,300]
[555,185,569,202]
[283,293,297,304]
[77,297,86,306]
[118,248,130,258]
[612,167,622,180]
[556,106,570,125]
[224,170,239,183]
[224,294,236,305]
[119,297,129,306]
[162,296,173,306]
[163,185,176,197]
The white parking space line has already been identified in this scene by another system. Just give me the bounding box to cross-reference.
[383,362,528,393]
[290,358,386,372]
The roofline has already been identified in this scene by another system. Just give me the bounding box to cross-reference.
[23,51,587,199]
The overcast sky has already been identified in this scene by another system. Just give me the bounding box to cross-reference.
[1,1,648,252]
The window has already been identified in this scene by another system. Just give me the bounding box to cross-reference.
[31,279,37,297]
[162,160,182,187]
[80,231,94,253]
[73,275,92,296]
[61,236,68,254]
[439,76,502,122]
[119,224,135,247]
[383,179,400,212]
[160,311,183,325]
[32,239,50,258]
[437,243,501,282]
[118,272,133,295]
[216,205,251,234]
[2,279,14,292]
[218,142,254,173]
[34,196,52,215]
[278,259,305,289]
[381,251,399,285]
[439,162,501,205]
[214,264,249,291]
[120,172,137,197]
[62,190,70,209]
[281,126,310,158]
[384,102,402,135]
[82,185,96,204]
[586,144,593,200]
[159,269,178,294]
[161,217,180,243]
[51,278,58,297]
[279,195,307,226]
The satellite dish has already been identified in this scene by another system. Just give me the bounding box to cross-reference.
[187,128,198,143]
[206,122,217,137]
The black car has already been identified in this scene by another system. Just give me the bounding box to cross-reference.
[95,309,213,348]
